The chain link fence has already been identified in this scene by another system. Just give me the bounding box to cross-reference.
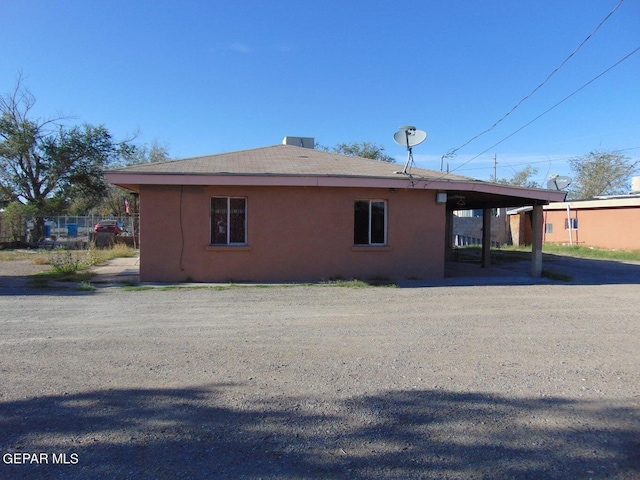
[0,214,139,248]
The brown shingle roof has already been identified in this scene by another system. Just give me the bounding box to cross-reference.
[109,144,473,181]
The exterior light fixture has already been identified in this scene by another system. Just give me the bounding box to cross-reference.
[436,192,448,204]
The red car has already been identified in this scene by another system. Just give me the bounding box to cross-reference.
[94,220,124,235]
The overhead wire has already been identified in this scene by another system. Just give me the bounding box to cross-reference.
[452,147,640,178]
[458,146,640,172]
[444,0,626,158]
[443,45,640,176]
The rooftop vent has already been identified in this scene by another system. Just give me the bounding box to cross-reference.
[631,176,640,195]
[282,136,315,149]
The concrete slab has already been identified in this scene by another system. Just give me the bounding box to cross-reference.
[89,256,140,284]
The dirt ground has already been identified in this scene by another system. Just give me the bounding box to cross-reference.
[0,257,639,479]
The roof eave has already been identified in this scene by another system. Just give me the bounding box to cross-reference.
[106,172,566,205]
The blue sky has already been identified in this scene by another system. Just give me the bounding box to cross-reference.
[3,0,639,184]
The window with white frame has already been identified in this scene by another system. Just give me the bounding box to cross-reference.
[545,223,553,234]
[211,197,247,245]
[354,200,387,245]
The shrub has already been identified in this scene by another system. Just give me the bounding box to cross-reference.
[48,248,84,275]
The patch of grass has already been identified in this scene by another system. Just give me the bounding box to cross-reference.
[32,254,51,265]
[122,285,156,291]
[326,279,370,288]
[367,276,396,287]
[26,274,97,290]
[457,244,640,264]
[0,250,50,263]
[120,279,394,292]
[321,278,396,288]
[543,244,640,262]
[1,244,137,269]
[86,244,137,266]
[77,281,96,292]
[121,284,228,292]
[31,269,95,283]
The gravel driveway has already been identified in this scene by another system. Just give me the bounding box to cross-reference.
[0,258,639,479]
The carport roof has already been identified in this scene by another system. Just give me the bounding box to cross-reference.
[106,144,566,209]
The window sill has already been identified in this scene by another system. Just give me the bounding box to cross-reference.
[206,245,251,251]
[351,245,392,252]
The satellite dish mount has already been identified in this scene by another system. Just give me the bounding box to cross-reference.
[393,126,427,174]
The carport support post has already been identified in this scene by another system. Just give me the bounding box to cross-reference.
[481,208,491,268]
[444,207,455,261]
[530,204,543,277]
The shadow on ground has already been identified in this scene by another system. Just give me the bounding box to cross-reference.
[0,276,98,297]
[423,250,640,287]
[1,385,638,479]
[1,251,639,294]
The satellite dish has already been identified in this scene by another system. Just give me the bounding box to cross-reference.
[393,127,427,148]
[546,175,572,191]
[393,126,428,174]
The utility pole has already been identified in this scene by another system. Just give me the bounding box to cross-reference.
[493,154,497,181]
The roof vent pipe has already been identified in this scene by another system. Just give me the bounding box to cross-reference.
[631,176,640,194]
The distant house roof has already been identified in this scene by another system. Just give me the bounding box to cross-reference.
[106,144,566,209]
[543,195,640,210]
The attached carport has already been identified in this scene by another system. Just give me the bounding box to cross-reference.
[437,181,567,277]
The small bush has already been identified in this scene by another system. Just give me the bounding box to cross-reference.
[84,247,103,267]
[48,249,84,275]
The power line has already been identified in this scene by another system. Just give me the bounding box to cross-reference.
[452,147,640,175]
[455,157,561,172]
[445,0,625,158]
[446,45,640,175]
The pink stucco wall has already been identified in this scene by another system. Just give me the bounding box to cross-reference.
[543,207,640,250]
[138,185,446,282]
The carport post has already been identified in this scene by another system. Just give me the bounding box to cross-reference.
[481,208,492,268]
[530,204,543,277]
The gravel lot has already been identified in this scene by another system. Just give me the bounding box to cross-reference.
[1,258,639,479]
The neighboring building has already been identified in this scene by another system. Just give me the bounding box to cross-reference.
[507,206,534,246]
[106,137,565,282]
[453,208,511,247]
[543,195,640,250]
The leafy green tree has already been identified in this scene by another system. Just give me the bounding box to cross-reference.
[567,149,638,199]
[319,141,396,163]
[86,140,171,216]
[90,185,134,217]
[1,201,35,242]
[0,80,135,239]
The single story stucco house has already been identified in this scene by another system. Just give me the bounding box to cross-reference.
[543,194,640,250]
[507,176,640,250]
[106,137,566,283]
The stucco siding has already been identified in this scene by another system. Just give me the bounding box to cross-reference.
[543,207,640,250]
[139,185,445,282]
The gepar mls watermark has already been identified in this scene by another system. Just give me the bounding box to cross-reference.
[3,452,79,465]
